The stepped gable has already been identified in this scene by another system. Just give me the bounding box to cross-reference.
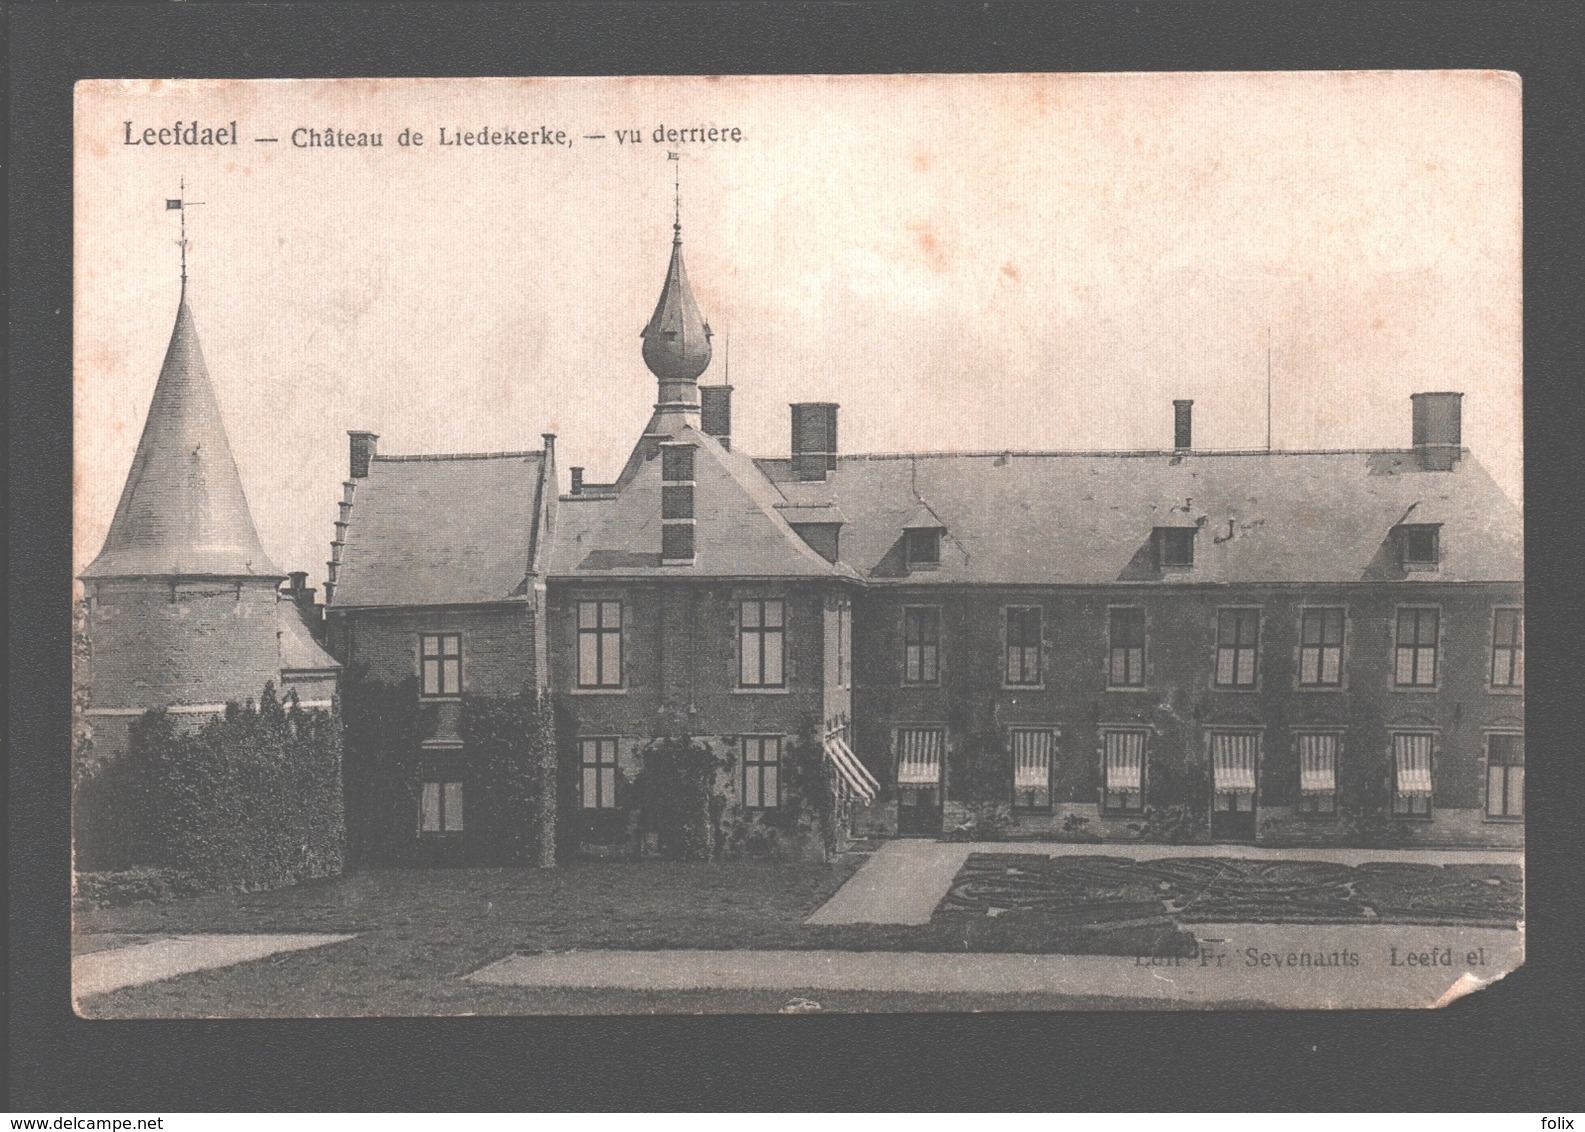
[331,451,546,607]
[83,291,280,579]
[757,448,1522,585]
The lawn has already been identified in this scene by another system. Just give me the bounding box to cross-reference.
[76,849,1195,1017]
[938,854,1524,927]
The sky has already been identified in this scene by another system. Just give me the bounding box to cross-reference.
[74,73,1522,581]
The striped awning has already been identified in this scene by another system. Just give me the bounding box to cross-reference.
[1394,733,1434,796]
[1212,733,1258,793]
[823,734,878,802]
[1104,731,1145,791]
[1298,734,1338,794]
[1012,729,1053,788]
[897,728,944,785]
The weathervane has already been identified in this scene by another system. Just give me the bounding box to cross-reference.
[669,150,681,237]
[165,178,205,285]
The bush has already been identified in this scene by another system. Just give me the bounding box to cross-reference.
[1130,803,1205,844]
[74,867,205,907]
[633,710,728,860]
[463,689,558,866]
[339,669,431,864]
[74,683,344,891]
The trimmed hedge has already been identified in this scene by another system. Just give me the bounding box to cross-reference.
[73,683,345,891]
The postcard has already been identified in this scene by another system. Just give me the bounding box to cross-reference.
[71,72,1522,1016]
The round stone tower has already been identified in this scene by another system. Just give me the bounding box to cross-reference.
[79,280,285,756]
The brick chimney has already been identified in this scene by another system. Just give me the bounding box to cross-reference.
[348,430,379,479]
[1411,392,1463,471]
[1173,400,1193,451]
[791,402,838,482]
[701,385,733,450]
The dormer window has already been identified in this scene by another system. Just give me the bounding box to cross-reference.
[905,527,941,568]
[1399,524,1440,569]
[1158,527,1195,568]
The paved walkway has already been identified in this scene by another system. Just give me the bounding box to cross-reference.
[468,922,1521,1008]
[808,839,1523,926]
[73,933,355,1000]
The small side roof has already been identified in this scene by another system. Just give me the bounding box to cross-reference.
[332,451,545,607]
[279,602,340,672]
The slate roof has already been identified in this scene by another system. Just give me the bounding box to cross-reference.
[331,452,545,607]
[548,426,851,579]
[84,293,281,579]
[278,602,340,672]
[755,448,1522,585]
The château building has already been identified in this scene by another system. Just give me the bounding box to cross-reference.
[325,205,1523,858]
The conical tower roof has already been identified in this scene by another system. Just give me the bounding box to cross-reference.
[82,290,280,579]
[641,225,713,382]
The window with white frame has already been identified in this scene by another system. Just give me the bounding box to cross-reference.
[1010,727,1054,810]
[580,737,619,810]
[896,728,944,787]
[1490,608,1523,688]
[1296,732,1339,814]
[903,606,941,685]
[1485,734,1523,819]
[1215,609,1260,688]
[1391,732,1434,817]
[739,599,786,687]
[577,600,623,688]
[742,736,782,809]
[419,780,464,834]
[1394,608,1439,687]
[1005,606,1042,686]
[419,633,461,698]
[1108,607,1146,687]
[1102,729,1146,813]
[1298,608,1345,687]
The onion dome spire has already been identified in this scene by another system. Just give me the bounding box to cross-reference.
[83,260,280,579]
[641,164,713,393]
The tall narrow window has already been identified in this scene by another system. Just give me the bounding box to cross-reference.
[1296,733,1339,814]
[580,738,619,810]
[1392,732,1434,817]
[660,443,697,564]
[1395,608,1439,687]
[1215,609,1260,688]
[739,599,786,688]
[1298,608,1346,687]
[838,604,851,688]
[1011,728,1054,810]
[896,728,944,786]
[902,606,941,685]
[1005,607,1042,686]
[419,780,465,833]
[1108,607,1146,687]
[742,736,782,809]
[419,633,461,697]
[1491,608,1524,688]
[577,600,623,688]
[1102,730,1146,813]
[1485,734,1524,819]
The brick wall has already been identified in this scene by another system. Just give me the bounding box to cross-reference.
[84,578,285,758]
[851,582,1523,847]
[328,602,538,696]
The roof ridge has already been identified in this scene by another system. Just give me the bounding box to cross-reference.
[801,447,1443,462]
[374,450,543,463]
